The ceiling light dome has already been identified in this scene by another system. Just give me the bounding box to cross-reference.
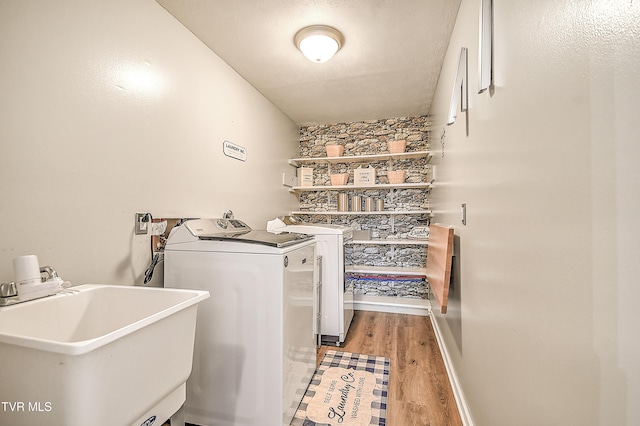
[294,25,345,63]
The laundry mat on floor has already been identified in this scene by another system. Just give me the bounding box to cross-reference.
[291,350,390,426]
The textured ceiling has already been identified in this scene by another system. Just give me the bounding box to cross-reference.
[156,0,461,126]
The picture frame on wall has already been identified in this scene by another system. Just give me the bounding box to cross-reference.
[447,47,468,126]
[478,0,493,93]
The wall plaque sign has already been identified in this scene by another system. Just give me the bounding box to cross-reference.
[223,140,246,161]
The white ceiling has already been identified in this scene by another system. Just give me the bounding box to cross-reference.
[156,0,461,126]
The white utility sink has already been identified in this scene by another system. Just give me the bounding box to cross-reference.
[0,284,209,426]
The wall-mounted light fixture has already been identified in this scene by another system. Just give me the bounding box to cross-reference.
[294,25,344,63]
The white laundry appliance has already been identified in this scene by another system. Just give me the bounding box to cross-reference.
[163,218,317,426]
[270,217,354,346]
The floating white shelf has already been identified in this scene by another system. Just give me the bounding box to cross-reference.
[349,239,429,245]
[288,150,433,167]
[290,182,432,192]
[291,210,432,216]
[346,265,427,276]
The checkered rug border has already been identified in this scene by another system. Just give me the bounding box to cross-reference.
[290,350,390,426]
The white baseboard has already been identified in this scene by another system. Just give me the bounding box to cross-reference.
[429,315,474,426]
[353,295,431,316]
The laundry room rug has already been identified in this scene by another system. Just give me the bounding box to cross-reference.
[290,350,390,426]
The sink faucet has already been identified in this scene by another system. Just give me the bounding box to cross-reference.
[40,266,59,280]
[0,265,66,307]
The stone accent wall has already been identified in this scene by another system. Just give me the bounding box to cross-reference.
[299,117,430,157]
[297,116,431,299]
[347,275,429,299]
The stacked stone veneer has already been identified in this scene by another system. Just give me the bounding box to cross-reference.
[297,116,431,299]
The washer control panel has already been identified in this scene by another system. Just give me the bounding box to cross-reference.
[185,218,251,238]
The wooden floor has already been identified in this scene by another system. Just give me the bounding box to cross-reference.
[167,311,462,426]
[318,311,462,426]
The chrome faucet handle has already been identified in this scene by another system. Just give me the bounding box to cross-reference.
[40,266,59,280]
[0,282,17,298]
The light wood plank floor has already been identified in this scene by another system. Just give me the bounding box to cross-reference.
[318,311,462,426]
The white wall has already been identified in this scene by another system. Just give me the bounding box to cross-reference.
[0,0,299,286]
[429,0,640,425]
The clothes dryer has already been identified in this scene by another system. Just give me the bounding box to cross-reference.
[271,218,353,345]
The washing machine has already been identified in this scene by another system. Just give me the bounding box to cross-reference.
[164,218,317,426]
[271,217,354,345]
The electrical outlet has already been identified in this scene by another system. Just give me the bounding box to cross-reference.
[135,212,149,235]
[282,172,297,187]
